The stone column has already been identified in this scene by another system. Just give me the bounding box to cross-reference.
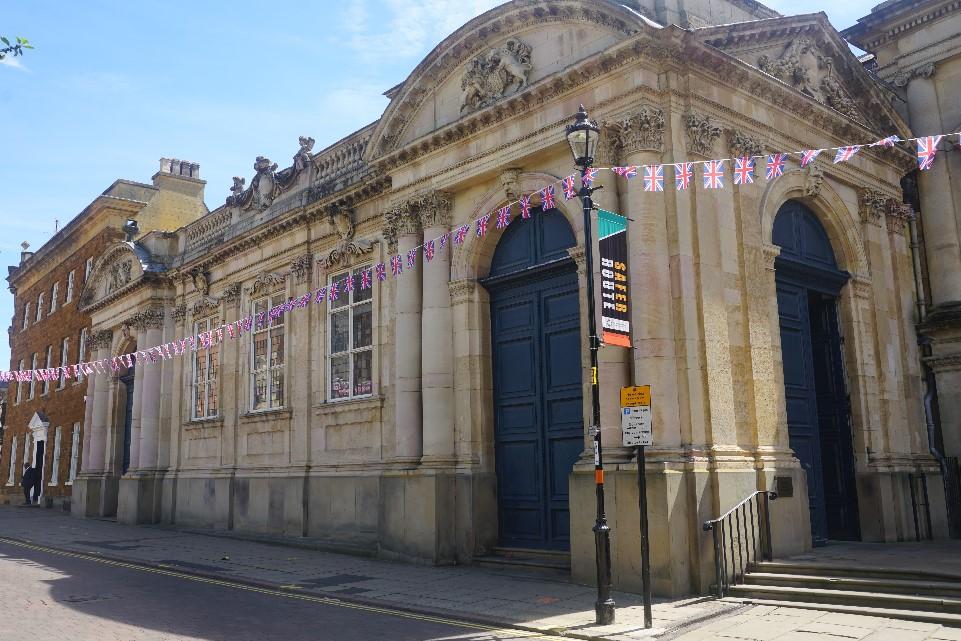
[905,69,961,305]
[419,193,456,465]
[127,320,146,471]
[137,308,165,470]
[86,330,113,472]
[80,356,97,473]
[388,204,423,463]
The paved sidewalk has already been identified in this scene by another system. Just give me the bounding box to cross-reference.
[0,506,733,641]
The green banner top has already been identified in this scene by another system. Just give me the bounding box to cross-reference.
[597,209,627,240]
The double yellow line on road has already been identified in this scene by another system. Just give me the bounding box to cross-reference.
[0,535,573,640]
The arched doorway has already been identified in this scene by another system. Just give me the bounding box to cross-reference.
[774,200,860,545]
[483,208,583,550]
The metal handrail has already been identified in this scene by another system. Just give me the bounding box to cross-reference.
[703,490,777,597]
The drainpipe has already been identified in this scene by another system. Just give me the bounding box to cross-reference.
[908,208,961,538]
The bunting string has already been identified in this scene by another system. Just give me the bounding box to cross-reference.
[2,130,958,383]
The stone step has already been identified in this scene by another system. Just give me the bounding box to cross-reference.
[728,583,961,614]
[745,572,961,598]
[723,596,961,627]
[754,560,961,584]
[473,547,570,575]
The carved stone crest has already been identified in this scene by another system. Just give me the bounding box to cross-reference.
[461,38,532,113]
[190,269,210,296]
[606,106,665,161]
[322,208,373,269]
[250,271,287,296]
[685,112,722,157]
[757,39,859,120]
[108,260,133,294]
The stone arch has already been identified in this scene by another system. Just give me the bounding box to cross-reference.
[451,171,584,281]
[759,167,869,279]
[78,242,146,311]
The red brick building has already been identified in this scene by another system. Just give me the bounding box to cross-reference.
[2,160,206,507]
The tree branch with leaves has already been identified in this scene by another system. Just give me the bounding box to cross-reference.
[0,36,33,60]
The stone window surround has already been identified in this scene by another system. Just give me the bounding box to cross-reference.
[35,292,44,323]
[48,425,61,486]
[75,328,87,386]
[57,336,70,390]
[250,293,287,413]
[28,352,37,400]
[5,435,16,486]
[66,422,80,485]
[326,263,374,403]
[65,270,75,304]
[15,358,24,404]
[21,302,30,331]
[49,281,59,315]
[41,344,53,396]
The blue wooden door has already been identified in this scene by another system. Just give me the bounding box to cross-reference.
[774,201,859,544]
[486,209,583,550]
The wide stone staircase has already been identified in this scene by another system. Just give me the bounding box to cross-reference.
[727,559,961,626]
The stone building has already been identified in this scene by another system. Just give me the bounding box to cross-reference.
[844,0,961,536]
[73,0,945,595]
[2,160,206,508]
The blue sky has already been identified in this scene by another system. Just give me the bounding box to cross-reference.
[0,0,876,370]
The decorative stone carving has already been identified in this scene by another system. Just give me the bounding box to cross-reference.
[414,191,453,229]
[886,201,911,235]
[322,208,374,269]
[192,296,220,317]
[292,136,315,173]
[460,38,532,113]
[803,163,823,197]
[857,188,888,226]
[130,308,165,331]
[727,130,765,159]
[289,252,314,283]
[227,134,317,211]
[684,112,722,157]
[220,283,242,304]
[190,269,210,296]
[499,169,521,201]
[850,275,873,300]
[384,203,421,242]
[172,304,188,323]
[250,271,287,295]
[89,329,114,351]
[762,243,782,271]
[893,63,936,87]
[757,39,859,120]
[607,106,665,160]
[449,279,476,305]
[108,259,133,294]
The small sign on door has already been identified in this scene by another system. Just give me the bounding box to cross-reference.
[621,385,652,447]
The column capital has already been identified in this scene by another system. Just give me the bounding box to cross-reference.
[684,111,722,158]
[857,187,889,227]
[886,201,911,236]
[413,191,453,229]
[762,243,781,271]
[727,129,765,159]
[89,329,114,351]
[893,62,936,87]
[130,307,165,331]
[172,304,188,323]
[925,353,961,374]
[851,274,873,300]
[448,279,476,304]
[604,105,665,163]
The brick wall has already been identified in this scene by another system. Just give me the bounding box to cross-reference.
[1,229,118,504]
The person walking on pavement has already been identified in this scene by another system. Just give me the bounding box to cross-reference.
[20,462,37,505]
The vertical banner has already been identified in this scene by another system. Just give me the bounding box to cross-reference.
[597,209,631,348]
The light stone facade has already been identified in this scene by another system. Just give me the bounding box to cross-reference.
[72,0,947,596]
[844,0,961,537]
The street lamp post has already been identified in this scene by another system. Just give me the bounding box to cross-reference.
[566,104,615,626]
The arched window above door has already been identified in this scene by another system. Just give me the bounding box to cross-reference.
[489,209,577,279]
[773,200,848,294]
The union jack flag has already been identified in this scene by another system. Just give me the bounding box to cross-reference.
[643,165,664,192]
[344,273,354,292]
[800,149,822,167]
[674,162,693,190]
[540,185,556,211]
[520,195,532,219]
[424,239,435,262]
[766,154,786,180]
[329,280,340,301]
[496,205,511,229]
[702,160,725,189]
[872,135,901,147]
[733,157,755,186]
[833,145,862,164]
[454,224,470,244]
[562,175,577,200]
[391,255,403,275]
[407,248,417,269]
[361,269,372,289]
[315,286,327,303]
[613,165,638,179]
[917,135,944,171]
[375,263,387,281]
[582,167,599,186]
[476,213,491,237]
[438,232,449,251]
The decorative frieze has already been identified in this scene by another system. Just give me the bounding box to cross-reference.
[606,106,665,161]
[684,112,722,157]
[727,130,765,159]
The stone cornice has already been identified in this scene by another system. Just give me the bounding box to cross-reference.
[842,0,961,51]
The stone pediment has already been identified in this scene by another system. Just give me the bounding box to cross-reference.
[365,0,648,161]
[695,15,909,136]
[78,242,156,311]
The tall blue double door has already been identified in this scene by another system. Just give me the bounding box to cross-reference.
[486,209,584,550]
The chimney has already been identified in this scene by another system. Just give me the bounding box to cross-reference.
[157,157,201,179]
[19,241,33,265]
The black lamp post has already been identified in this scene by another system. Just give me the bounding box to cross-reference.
[566,104,615,625]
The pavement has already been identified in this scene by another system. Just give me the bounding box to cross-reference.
[2,506,961,641]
